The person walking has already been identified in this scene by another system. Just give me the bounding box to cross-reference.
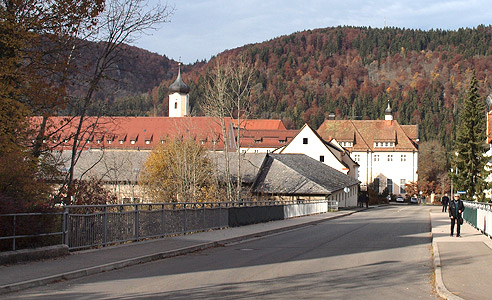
[449,194,465,237]
[358,193,363,207]
[441,193,449,212]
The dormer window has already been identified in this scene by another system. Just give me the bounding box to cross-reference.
[374,142,395,148]
[145,140,151,145]
[119,140,124,144]
[97,139,101,144]
[279,139,286,144]
[130,140,136,145]
[341,141,353,147]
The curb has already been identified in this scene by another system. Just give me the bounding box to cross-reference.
[0,210,358,295]
[0,245,69,265]
[430,211,464,300]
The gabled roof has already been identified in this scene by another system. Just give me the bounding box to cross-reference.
[277,123,357,171]
[401,125,418,143]
[278,123,329,153]
[239,129,297,149]
[208,152,267,185]
[252,154,359,196]
[31,116,232,151]
[233,119,287,130]
[317,119,418,152]
[56,150,150,183]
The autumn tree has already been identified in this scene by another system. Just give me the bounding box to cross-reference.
[139,138,220,203]
[63,0,173,199]
[60,177,118,205]
[201,56,253,202]
[451,73,490,201]
[418,140,449,195]
[0,0,104,211]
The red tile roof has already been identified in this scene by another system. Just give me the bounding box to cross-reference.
[317,119,418,152]
[31,116,234,151]
[233,119,287,130]
[238,129,298,149]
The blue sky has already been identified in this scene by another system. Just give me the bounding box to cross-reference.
[133,0,492,64]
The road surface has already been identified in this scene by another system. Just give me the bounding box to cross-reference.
[7,205,438,299]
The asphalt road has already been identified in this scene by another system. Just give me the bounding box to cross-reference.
[7,205,438,299]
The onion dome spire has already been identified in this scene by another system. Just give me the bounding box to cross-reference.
[385,101,393,120]
[385,101,392,114]
[169,63,190,94]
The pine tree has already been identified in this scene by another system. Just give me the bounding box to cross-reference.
[451,73,490,201]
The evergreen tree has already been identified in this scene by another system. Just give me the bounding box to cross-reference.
[451,73,490,201]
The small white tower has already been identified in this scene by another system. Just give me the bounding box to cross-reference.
[168,63,190,117]
[385,101,393,121]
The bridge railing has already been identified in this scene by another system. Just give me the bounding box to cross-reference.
[1,199,338,251]
[0,212,65,252]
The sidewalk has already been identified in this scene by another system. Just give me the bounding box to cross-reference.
[431,206,492,300]
[0,208,358,294]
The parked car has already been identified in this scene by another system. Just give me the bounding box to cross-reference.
[396,196,405,202]
[410,197,419,204]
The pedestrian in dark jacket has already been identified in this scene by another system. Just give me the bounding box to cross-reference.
[441,193,449,212]
[449,194,465,237]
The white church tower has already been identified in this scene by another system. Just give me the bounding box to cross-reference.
[168,63,190,117]
[385,101,393,121]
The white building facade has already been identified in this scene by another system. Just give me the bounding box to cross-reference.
[276,124,359,180]
[317,106,418,195]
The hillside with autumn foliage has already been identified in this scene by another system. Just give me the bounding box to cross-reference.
[98,25,492,150]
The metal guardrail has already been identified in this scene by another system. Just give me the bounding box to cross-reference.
[0,212,65,251]
[65,202,230,250]
[1,199,336,251]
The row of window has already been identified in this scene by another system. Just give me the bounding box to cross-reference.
[307,140,394,148]
[374,154,407,162]
[46,138,218,146]
[352,154,408,162]
[374,142,395,148]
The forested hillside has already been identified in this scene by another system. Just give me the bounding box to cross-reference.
[102,26,492,150]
